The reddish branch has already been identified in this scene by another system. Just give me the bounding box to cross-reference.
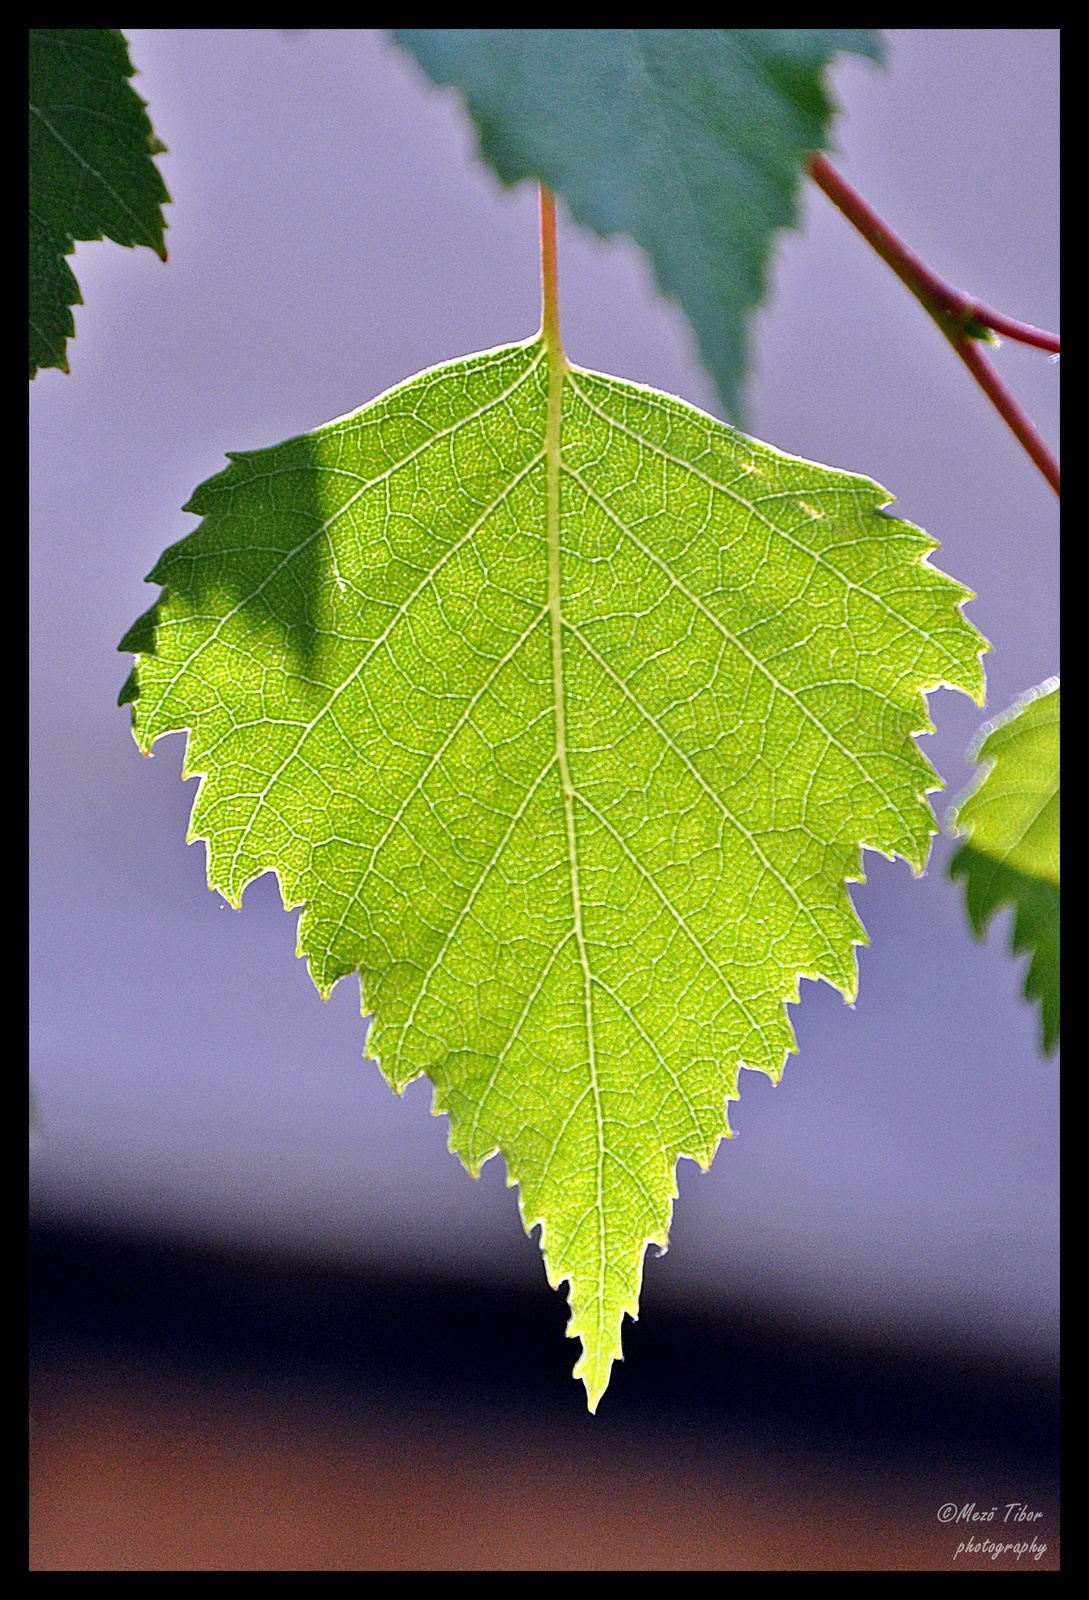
[808,152,1059,496]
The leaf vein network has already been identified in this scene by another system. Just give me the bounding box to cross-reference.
[221,451,545,886]
[153,352,544,714]
[562,454,921,847]
[567,371,969,682]
[399,759,557,1042]
[563,615,843,973]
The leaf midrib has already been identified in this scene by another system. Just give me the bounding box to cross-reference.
[545,331,608,1360]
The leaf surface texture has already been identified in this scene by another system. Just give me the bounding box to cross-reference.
[120,339,985,1406]
[29,28,168,377]
[949,681,1059,1053]
[393,28,882,419]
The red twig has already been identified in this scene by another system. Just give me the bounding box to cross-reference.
[808,152,1059,495]
[952,337,1060,495]
[809,154,1059,352]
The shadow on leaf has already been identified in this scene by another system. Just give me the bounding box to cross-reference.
[949,844,1059,1054]
[120,429,354,696]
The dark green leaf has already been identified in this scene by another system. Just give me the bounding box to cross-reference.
[29,28,169,377]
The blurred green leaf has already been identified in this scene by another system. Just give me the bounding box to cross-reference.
[394,28,882,420]
[949,681,1059,1054]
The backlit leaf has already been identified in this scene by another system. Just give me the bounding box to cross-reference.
[120,335,985,1406]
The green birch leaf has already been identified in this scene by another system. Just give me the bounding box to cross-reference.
[29,28,169,378]
[119,336,985,1408]
[949,681,1059,1054]
[392,29,883,421]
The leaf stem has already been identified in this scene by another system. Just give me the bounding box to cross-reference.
[540,183,564,361]
[808,152,1059,496]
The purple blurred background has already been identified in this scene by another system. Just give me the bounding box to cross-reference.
[30,30,1058,1364]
